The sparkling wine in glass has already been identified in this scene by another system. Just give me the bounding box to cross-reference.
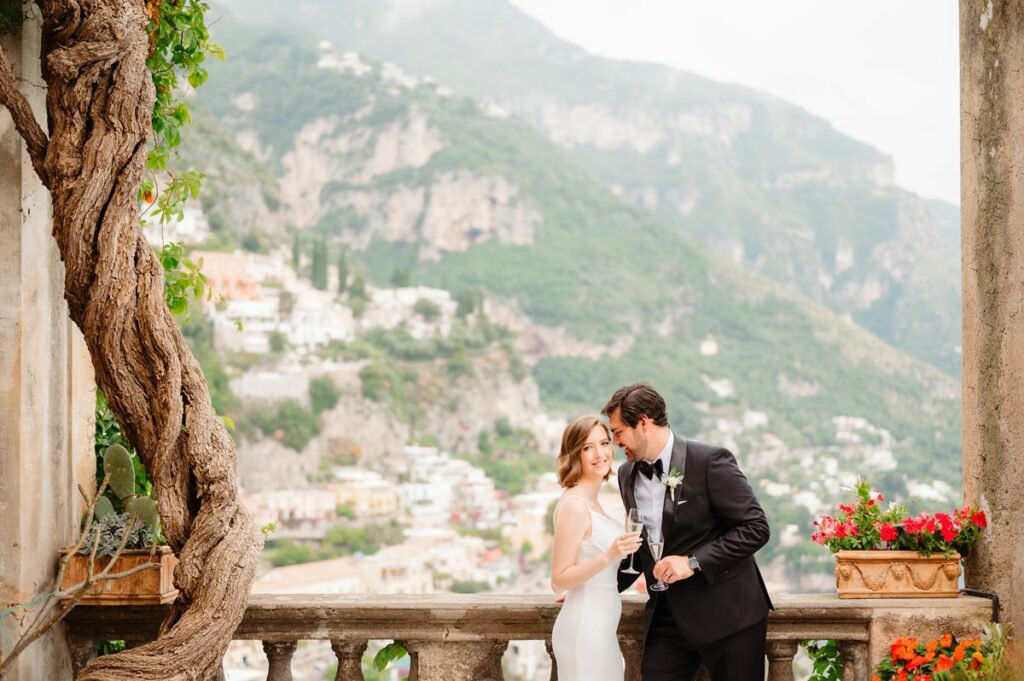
[622,509,643,575]
[648,527,668,592]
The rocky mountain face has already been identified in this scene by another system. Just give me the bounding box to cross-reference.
[209,0,961,378]
[183,9,963,579]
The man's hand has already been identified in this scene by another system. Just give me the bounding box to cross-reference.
[653,556,694,584]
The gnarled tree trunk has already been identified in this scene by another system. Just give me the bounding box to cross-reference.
[0,1,262,679]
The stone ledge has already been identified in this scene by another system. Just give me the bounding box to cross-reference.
[64,592,993,642]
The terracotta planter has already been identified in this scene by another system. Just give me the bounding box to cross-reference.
[60,545,178,605]
[834,550,961,598]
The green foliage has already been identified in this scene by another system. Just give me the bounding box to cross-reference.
[94,390,154,510]
[337,246,349,293]
[412,298,441,321]
[373,642,408,673]
[263,521,406,566]
[0,0,27,36]
[159,242,211,322]
[358,361,409,404]
[80,512,157,558]
[291,231,302,270]
[457,425,549,495]
[803,640,842,681]
[145,0,224,174]
[244,400,321,452]
[311,237,328,290]
[309,376,341,414]
[335,503,356,520]
[96,640,127,657]
[450,580,491,594]
[180,311,241,414]
[389,267,411,287]
[269,330,287,353]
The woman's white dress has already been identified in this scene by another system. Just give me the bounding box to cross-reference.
[551,506,625,681]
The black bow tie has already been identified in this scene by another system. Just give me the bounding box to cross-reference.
[637,459,664,480]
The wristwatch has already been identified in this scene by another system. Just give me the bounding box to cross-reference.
[688,556,701,572]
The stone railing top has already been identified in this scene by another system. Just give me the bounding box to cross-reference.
[64,593,993,645]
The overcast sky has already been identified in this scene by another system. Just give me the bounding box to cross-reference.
[511,0,960,206]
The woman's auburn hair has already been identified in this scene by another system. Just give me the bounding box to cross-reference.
[557,415,611,488]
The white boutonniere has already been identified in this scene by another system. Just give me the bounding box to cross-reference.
[663,468,684,501]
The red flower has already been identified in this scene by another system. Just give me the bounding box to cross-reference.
[941,526,958,542]
[935,654,954,671]
[971,511,988,528]
[880,523,898,542]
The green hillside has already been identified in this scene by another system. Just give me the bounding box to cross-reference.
[208,0,961,379]
[186,32,960,478]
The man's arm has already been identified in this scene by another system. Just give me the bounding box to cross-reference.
[689,448,770,583]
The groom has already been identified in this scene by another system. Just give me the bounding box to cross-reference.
[604,383,772,681]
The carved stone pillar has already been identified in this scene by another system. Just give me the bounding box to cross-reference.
[262,640,297,681]
[766,640,798,681]
[331,639,367,681]
[961,0,1024,633]
[545,639,557,680]
[406,639,506,681]
[838,640,870,681]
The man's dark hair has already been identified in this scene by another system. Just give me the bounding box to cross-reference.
[601,382,669,428]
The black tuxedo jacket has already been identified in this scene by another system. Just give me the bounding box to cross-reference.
[617,436,773,647]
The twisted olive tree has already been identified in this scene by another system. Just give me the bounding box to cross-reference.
[0,1,261,678]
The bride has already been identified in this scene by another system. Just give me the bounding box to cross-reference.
[550,415,642,681]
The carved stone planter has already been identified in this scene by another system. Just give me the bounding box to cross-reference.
[60,546,178,605]
[834,550,961,598]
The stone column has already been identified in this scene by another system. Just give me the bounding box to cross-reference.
[960,0,1024,630]
[262,640,297,681]
[406,639,506,681]
[330,639,367,681]
[765,641,798,681]
[0,11,96,681]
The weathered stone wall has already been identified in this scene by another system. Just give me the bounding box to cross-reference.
[961,0,1024,630]
[0,13,96,681]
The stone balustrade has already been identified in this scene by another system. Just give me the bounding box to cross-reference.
[63,593,993,680]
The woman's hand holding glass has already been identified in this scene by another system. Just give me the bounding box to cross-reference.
[621,509,644,573]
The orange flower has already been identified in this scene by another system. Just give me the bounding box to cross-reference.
[939,633,953,648]
[935,654,954,671]
[926,640,939,654]
[953,644,966,662]
[970,651,986,669]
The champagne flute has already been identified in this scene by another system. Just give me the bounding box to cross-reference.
[622,509,643,575]
[647,525,668,592]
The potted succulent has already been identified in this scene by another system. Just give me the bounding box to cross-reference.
[59,445,177,605]
[811,481,987,598]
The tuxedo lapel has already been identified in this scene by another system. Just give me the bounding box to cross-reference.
[623,461,639,513]
[660,435,689,540]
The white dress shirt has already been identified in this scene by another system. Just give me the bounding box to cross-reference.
[632,430,674,539]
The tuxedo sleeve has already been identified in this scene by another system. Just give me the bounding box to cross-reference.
[690,448,770,583]
[617,559,641,593]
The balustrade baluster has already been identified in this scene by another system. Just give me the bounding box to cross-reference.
[837,640,870,681]
[618,636,643,681]
[766,640,799,681]
[329,639,366,675]
[545,639,557,680]
[263,640,297,681]
[330,639,367,681]
[405,638,507,681]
